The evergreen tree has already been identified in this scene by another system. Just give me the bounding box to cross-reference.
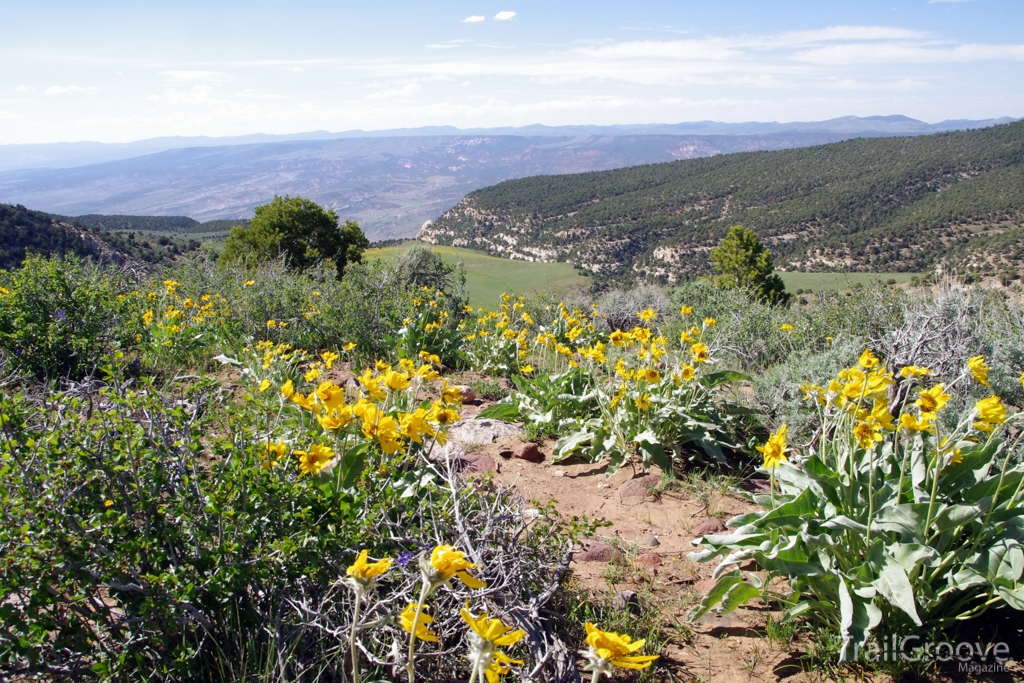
[710,225,790,305]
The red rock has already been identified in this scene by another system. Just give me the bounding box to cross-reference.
[575,541,622,563]
[635,553,662,568]
[692,518,727,536]
[619,474,661,499]
[694,579,717,593]
[454,453,498,474]
[513,442,544,462]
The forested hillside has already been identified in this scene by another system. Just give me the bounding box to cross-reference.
[420,120,1024,283]
[0,203,202,269]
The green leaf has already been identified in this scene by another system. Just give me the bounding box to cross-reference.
[701,370,752,387]
[838,576,882,662]
[870,549,922,626]
[720,581,761,614]
[552,429,594,463]
[687,570,743,622]
[476,402,519,420]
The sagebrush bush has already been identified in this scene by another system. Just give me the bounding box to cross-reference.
[0,254,137,379]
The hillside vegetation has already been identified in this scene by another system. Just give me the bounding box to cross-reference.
[420,120,1024,284]
[0,203,203,269]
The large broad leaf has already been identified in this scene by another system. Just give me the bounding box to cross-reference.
[869,545,922,626]
[687,570,743,621]
[986,539,1024,583]
[995,584,1024,610]
[838,577,882,662]
[701,370,752,387]
[336,443,368,490]
[476,402,520,420]
[889,543,937,573]
[552,429,595,463]
[757,488,817,528]
[720,581,761,614]
[933,504,982,533]
[633,430,671,471]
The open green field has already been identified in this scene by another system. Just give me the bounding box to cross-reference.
[365,242,591,307]
[779,271,919,293]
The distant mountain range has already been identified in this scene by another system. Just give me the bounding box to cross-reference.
[420,120,1024,283]
[0,116,1017,241]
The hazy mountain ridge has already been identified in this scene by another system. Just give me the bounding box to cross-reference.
[1,116,1017,242]
[419,121,1024,283]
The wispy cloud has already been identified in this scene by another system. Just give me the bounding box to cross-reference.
[44,85,98,95]
[0,110,23,120]
[463,15,485,23]
[364,83,422,100]
[494,11,516,21]
[159,71,232,83]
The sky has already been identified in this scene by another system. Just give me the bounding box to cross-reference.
[2,0,1023,144]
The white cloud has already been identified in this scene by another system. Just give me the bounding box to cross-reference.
[44,85,98,95]
[463,15,485,23]
[364,83,422,100]
[0,110,23,120]
[493,11,516,21]
[15,85,32,93]
[286,67,305,73]
[159,70,232,83]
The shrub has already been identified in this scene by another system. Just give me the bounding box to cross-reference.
[0,255,137,379]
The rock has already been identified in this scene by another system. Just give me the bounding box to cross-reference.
[575,541,622,563]
[446,418,522,445]
[553,469,566,477]
[692,518,727,537]
[611,590,641,615]
[498,378,515,391]
[642,534,660,547]
[635,553,662,568]
[513,442,544,463]
[498,448,514,459]
[455,385,478,402]
[618,474,661,499]
[694,579,717,593]
[452,453,498,474]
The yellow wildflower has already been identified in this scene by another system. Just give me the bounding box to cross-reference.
[680,305,692,315]
[262,441,287,469]
[423,545,486,589]
[757,424,788,469]
[973,395,1007,433]
[142,310,154,326]
[968,355,990,386]
[637,308,658,323]
[400,603,438,642]
[244,280,255,286]
[690,342,710,364]
[679,364,696,382]
[634,394,651,411]
[460,607,526,683]
[704,317,716,328]
[304,367,322,382]
[636,368,660,383]
[581,623,659,675]
[915,384,950,415]
[345,549,392,589]
[259,379,271,393]
[383,368,411,391]
[296,444,334,475]
[281,379,295,399]
[780,323,794,332]
[858,349,880,370]
[900,365,932,379]
[441,381,465,405]
[321,350,340,369]
[520,364,534,374]
[344,342,357,352]
[899,412,935,433]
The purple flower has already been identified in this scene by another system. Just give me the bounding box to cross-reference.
[396,551,414,568]
[55,309,66,322]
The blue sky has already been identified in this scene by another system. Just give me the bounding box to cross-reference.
[2,0,1022,143]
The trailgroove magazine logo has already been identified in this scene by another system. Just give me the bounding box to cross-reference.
[847,635,1011,672]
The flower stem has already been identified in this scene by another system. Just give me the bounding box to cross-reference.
[349,593,362,683]
[591,672,602,683]
[406,580,430,683]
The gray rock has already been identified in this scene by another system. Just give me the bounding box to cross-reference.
[452,453,498,475]
[642,534,660,547]
[454,385,478,402]
[611,590,641,615]
[447,418,522,445]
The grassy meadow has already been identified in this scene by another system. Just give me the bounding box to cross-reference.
[779,271,919,292]
[366,241,591,307]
